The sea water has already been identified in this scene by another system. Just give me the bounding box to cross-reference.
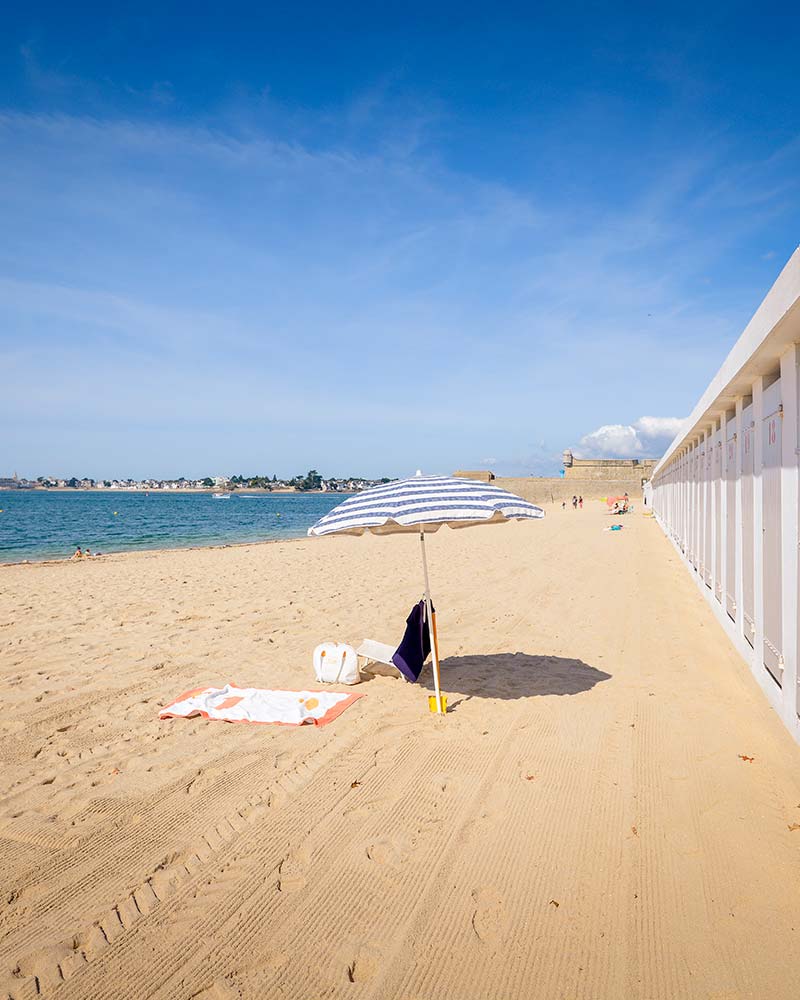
[0,491,349,563]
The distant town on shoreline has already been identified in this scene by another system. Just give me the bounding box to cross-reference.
[0,470,393,493]
[1,458,662,496]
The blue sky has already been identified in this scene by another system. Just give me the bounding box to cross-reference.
[2,2,799,479]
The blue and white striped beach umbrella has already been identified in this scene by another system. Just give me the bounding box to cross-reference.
[308,474,545,536]
[309,475,544,712]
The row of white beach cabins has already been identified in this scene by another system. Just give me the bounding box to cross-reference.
[650,247,800,744]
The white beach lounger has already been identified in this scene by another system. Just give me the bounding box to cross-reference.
[356,639,401,677]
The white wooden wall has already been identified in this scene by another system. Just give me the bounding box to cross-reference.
[762,380,783,684]
[713,424,722,604]
[651,345,800,743]
[741,403,755,647]
[724,418,736,619]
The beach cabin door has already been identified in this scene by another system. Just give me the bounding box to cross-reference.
[741,405,755,647]
[762,384,783,684]
[692,446,701,572]
[679,455,686,553]
[695,444,704,573]
[687,450,693,567]
[703,442,713,588]
[725,422,737,620]
[713,430,722,603]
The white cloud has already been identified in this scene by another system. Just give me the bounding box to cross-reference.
[573,416,684,460]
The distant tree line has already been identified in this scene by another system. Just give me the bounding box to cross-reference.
[292,469,323,491]
[38,471,394,491]
[229,474,279,488]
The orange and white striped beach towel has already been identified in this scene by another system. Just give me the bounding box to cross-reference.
[159,684,364,727]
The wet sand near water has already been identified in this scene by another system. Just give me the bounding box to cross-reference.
[2,506,799,998]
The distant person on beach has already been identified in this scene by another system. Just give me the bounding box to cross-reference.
[561,500,566,510]
[71,546,83,560]
[85,548,92,558]
[578,496,583,508]
[572,495,578,510]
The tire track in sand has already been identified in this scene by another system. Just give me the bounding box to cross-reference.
[166,708,544,998]
[0,711,372,975]
[40,723,426,999]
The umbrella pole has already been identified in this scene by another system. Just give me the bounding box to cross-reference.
[419,528,444,714]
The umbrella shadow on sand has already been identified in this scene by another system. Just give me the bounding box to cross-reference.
[418,653,611,708]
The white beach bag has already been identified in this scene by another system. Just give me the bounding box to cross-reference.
[313,642,360,685]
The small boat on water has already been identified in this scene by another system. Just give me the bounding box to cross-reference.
[211,492,232,499]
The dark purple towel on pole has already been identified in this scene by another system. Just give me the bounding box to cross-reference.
[392,599,433,683]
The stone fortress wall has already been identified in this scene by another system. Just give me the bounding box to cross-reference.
[492,477,641,506]
[563,456,657,482]
[454,451,656,507]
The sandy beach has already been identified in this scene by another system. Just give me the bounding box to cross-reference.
[2,505,800,999]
